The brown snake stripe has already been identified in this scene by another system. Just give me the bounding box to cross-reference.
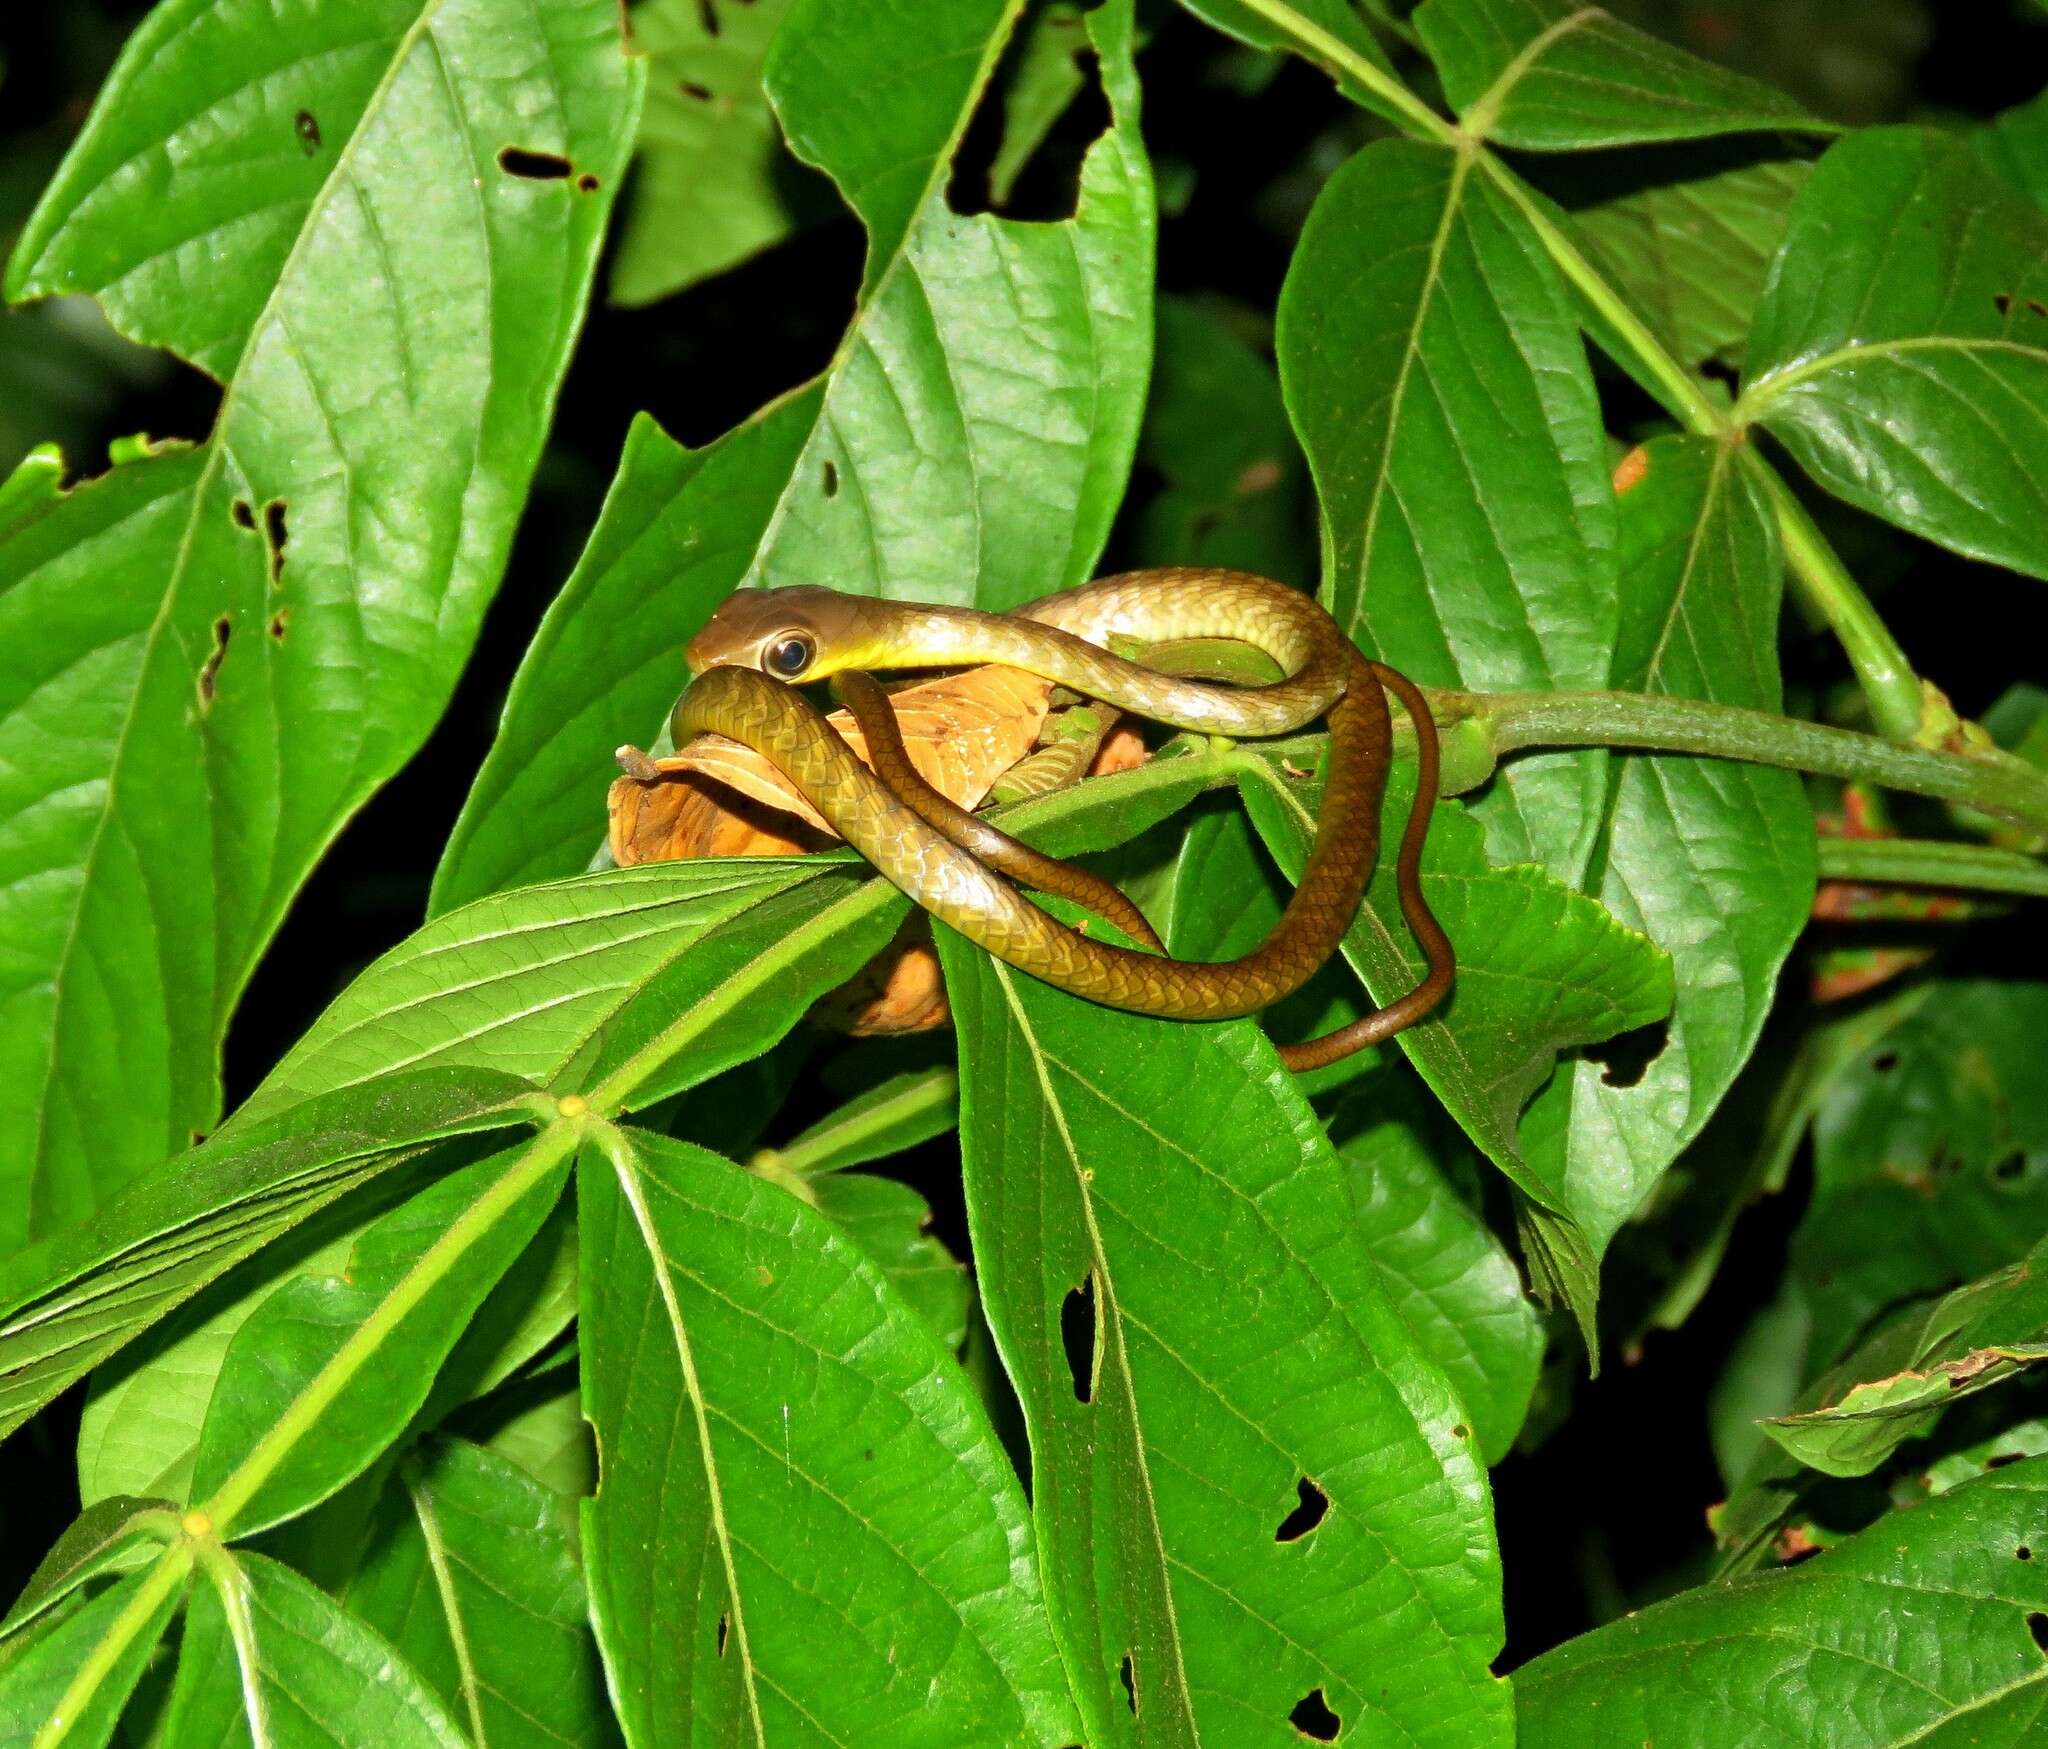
[673,568,1453,1067]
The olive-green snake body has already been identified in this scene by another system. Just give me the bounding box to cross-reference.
[674,568,1452,1067]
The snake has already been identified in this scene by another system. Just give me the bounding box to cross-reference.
[672,568,1453,1069]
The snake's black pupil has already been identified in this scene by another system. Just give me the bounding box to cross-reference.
[771,638,809,675]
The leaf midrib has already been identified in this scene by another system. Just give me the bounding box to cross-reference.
[1741,333,2047,414]
[23,0,456,1232]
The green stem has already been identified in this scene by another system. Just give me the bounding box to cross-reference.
[1225,0,1454,141]
[1816,837,2048,900]
[1462,689,2048,833]
[1745,455,1925,744]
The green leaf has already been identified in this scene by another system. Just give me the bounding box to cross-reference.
[1236,754,1674,1311]
[1795,980,2048,1372]
[1414,0,1822,149]
[433,0,1153,912]
[1520,1457,2048,1746]
[0,0,640,1244]
[1741,127,2048,582]
[342,1437,616,1749]
[0,1069,539,1447]
[0,1564,183,1749]
[1570,153,1812,373]
[0,1497,177,1645]
[1518,438,1813,1298]
[187,1139,572,1539]
[578,1124,1079,1748]
[939,936,1512,1749]
[807,1172,971,1353]
[764,1066,959,1177]
[1325,1068,1543,1464]
[242,861,909,1126]
[1168,0,1407,125]
[1760,1237,2048,1479]
[461,1369,595,1501]
[161,1551,466,1748]
[1132,296,1314,582]
[1276,138,1619,880]
[1975,88,2048,214]
[611,0,822,307]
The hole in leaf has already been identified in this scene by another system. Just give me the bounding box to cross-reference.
[1453,1423,1470,1440]
[230,498,256,530]
[822,460,839,498]
[1117,1651,1137,1715]
[2028,1611,2048,1654]
[1996,292,2014,317]
[1584,1017,1668,1089]
[681,80,714,101]
[1995,1152,2027,1182]
[716,1611,729,1657]
[295,109,321,154]
[1871,1050,1900,1074]
[577,173,600,193]
[697,0,721,34]
[2018,1544,2033,1560]
[268,610,289,642]
[498,145,574,181]
[262,500,289,585]
[1989,1450,2026,1469]
[1061,1274,1097,1403]
[197,615,232,706]
[1288,1688,1342,1741]
[2030,299,2048,320]
[946,6,1110,222]
[1275,1476,1329,1543]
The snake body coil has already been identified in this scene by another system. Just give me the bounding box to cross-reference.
[674,569,1452,1066]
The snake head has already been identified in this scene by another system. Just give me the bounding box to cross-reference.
[685,586,863,682]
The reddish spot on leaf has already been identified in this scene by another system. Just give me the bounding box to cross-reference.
[1612,445,1651,495]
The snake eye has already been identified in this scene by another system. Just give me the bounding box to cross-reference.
[767,633,815,678]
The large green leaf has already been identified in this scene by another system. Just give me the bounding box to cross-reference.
[0,1069,540,1445]
[1795,979,2048,1373]
[0,0,640,1245]
[1414,0,1819,149]
[240,861,908,1127]
[1276,138,1619,880]
[1237,753,1673,1321]
[160,1551,467,1747]
[0,1565,182,1748]
[1741,127,2048,582]
[1325,1068,1543,1464]
[1520,1458,2048,1746]
[610,0,818,307]
[578,1124,1079,1748]
[1571,154,1812,373]
[1518,438,1813,1292]
[939,935,1511,1749]
[343,1437,616,1748]
[186,1141,570,1539]
[1976,89,2048,214]
[432,0,1153,912]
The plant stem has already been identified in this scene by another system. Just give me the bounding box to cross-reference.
[1224,0,1454,142]
[33,1544,192,1748]
[1744,455,1925,743]
[1461,689,2048,833]
[1816,837,2048,900]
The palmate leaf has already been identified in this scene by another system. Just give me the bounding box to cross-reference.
[0,1068,541,1445]
[0,0,641,1246]
[577,1124,1079,1748]
[432,0,1154,912]
[938,934,1512,1749]
[1519,1458,2048,1747]
[1518,438,1813,1290]
[160,1552,468,1748]
[1413,0,1821,150]
[1741,127,2048,582]
[611,0,820,308]
[1276,138,1619,882]
[342,1437,616,1749]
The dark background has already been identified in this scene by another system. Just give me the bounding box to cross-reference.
[3,0,2043,1668]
